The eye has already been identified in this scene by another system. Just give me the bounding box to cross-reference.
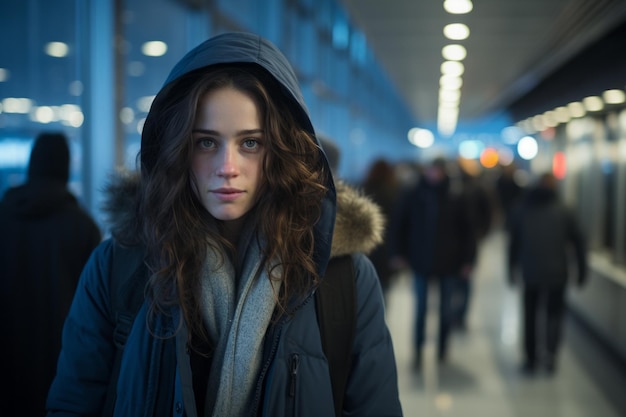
[196,138,216,149]
[242,138,261,150]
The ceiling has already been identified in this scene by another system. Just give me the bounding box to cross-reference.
[339,0,626,134]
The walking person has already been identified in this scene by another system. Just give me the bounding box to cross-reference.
[46,32,402,416]
[508,172,587,374]
[451,163,494,331]
[390,157,476,371]
[362,158,401,303]
[0,132,102,417]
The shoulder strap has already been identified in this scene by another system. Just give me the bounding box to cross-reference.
[315,254,357,417]
[103,242,148,417]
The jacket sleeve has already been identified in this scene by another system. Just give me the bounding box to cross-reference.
[343,253,403,416]
[46,239,117,416]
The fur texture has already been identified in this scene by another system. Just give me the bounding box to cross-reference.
[102,172,384,257]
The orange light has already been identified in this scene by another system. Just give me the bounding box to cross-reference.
[553,151,566,179]
[480,147,499,168]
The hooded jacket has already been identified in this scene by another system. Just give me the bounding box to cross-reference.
[46,32,402,417]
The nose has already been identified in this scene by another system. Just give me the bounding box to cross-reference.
[216,145,238,177]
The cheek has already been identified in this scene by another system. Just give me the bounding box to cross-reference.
[191,155,212,178]
[253,158,265,188]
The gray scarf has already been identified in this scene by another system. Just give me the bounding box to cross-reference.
[199,239,281,417]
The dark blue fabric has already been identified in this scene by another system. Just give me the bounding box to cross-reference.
[46,242,402,417]
[412,273,456,357]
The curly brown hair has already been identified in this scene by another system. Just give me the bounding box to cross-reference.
[136,64,329,347]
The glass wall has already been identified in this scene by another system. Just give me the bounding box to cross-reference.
[0,0,418,233]
[0,0,86,198]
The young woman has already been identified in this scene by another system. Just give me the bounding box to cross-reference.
[46,32,402,417]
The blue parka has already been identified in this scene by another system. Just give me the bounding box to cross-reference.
[46,32,402,417]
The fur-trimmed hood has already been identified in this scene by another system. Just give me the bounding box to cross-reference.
[103,173,383,259]
[330,181,384,257]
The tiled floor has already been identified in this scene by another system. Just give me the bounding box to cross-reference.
[385,229,625,417]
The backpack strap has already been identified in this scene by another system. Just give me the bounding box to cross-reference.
[315,254,357,417]
[103,242,148,417]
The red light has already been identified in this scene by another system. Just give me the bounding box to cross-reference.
[553,152,566,179]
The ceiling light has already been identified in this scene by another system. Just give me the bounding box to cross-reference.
[45,42,69,57]
[2,97,33,113]
[554,106,570,123]
[438,111,458,136]
[517,136,538,160]
[603,89,625,104]
[440,74,463,89]
[441,60,465,76]
[443,23,470,40]
[142,41,168,57]
[444,0,473,14]
[582,96,603,112]
[531,115,545,132]
[442,44,467,61]
[438,106,459,120]
[517,118,535,134]
[567,101,586,118]
[543,110,558,127]
[408,128,435,148]
[439,89,461,103]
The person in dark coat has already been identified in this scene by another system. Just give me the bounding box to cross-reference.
[496,162,524,229]
[390,157,476,371]
[46,32,402,417]
[362,158,400,303]
[508,172,587,374]
[451,164,494,331]
[0,132,102,417]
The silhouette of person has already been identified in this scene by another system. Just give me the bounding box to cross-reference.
[362,158,401,302]
[451,163,494,331]
[390,157,476,371]
[0,132,102,417]
[496,163,524,229]
[508,172,587,374]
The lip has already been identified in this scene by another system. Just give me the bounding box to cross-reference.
[211,187,244,202]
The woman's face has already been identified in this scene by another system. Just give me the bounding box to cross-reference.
[191,86,265,221]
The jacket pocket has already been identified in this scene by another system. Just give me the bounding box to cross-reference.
[288,353,300,413]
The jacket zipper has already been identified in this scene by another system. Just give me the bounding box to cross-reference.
[289,353,300,397]
[248,292,315,416]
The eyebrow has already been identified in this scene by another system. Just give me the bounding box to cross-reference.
[192,128,264,136]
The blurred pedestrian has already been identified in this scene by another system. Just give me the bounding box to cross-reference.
[496,163,524,230]
[0,132,102,417]
[46,32,401,416]
[508,172,587,374]
[451,161,494,331]
[362,158,400,302]
[390,157,476,371]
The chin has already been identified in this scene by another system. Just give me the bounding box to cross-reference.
[211,211,244,222]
